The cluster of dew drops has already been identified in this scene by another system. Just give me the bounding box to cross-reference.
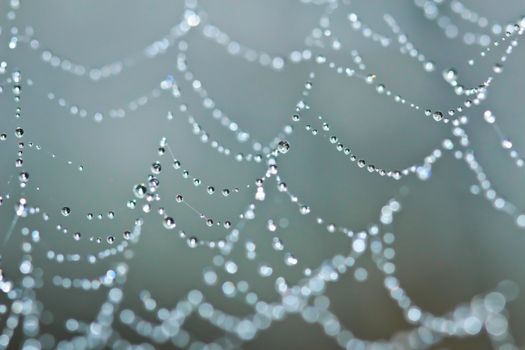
[0,0,525,349]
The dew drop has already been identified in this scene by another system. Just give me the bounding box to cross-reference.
[163,217,176,229]
[501,139,513,149]
[443,68,457,82]
[133,184,147,199]
[188,236,199,248]
[423,61,435,72]
[277,140,290,154]
[272,237,284,251]
[284,253,298,266]
[151,161,162,174]
[19,172,29,183]
[15,127,24,138]
[483,110,496,124]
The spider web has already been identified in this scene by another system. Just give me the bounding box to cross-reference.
[1,0,525,349]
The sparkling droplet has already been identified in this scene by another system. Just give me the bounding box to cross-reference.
[416,165,431,180]
[16,198,27,216]
[19,172,29,183]
[15,127,24,138]
[423,61,435,72]
[151,161,162,174]
[163,217,176,229]
[501,139,513,149]
[365,74,376,84]
[284,253,298,266]
[188,236,199,248]
[277,140,290,154]
[483,110,496,124]
[61,207,71,216]
[133,184,147,198]
[272,237,284,251]
[443,68,457,82]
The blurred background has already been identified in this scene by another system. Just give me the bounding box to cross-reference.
[1,0,525,349]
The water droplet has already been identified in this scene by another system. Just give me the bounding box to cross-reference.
[432,111,443,121]
[416,165,431,180]
[151,161,162,174]
[501,139,513,149]
[16,198,27,216]
[443,68,457,82]
[259,264,273,277]
[423,61,435,72]
[366,74,376,83]
[277,140,290,154]
[300,205,310,215]
[186,11,201,27]
[272,237,284,251]
[133,184,147,198]
[15,127,24,138]
[188,236,199,248]
[163,217,176,229]
[61,207,71,216]
[284,253,298,266]
[19,172,29,183]
[484,110,496,124]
